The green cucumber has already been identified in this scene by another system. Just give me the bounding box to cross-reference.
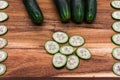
[70,0,84,23]
[54,0,71,22]
[23,0,44,24]
[85,0,97,23]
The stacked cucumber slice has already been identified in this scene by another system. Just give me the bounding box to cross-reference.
[111,0,120,9]
[0,0,9,22]
[111,0,120,76]
[45,32,92,70]
[0,50,8,62]
[0,0,8,10]
[112,62,120,76]
[0,64,7,76]
[112,47,120,60]
[0,12,8,22]
[112,21,120,32]
[0,0,9,76]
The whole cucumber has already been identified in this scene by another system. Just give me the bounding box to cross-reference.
[85,0,97,23]
[70,0,84,23]
[54,0,71,22]
[23,0,44,24]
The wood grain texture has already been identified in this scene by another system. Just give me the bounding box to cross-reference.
[0,0,118,77]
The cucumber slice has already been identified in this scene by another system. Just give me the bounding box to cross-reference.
[76,47,91,60]
[111,0,120,9]
[112,21,120,32]
[66,55,79,70]
[52,32,69,44]
[0,12,8,22]
[0,38,7,49]
[112,11,120,20]
[112,62,120,76]
[0,0,9,10]
[112,47,120,60]
[69,35,85,47]
[45,41,59,54]
[111,34,120,46]
[52,53,67,68]
[0,25,8,35]
[0,64,6,76]
[0,50,7,62]
[60,46,74,55]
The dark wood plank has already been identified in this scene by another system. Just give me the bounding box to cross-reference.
[0,0,118,77]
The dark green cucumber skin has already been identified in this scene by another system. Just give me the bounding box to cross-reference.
[23,0,44,24]
[70,0,84,23]
[54,0,71,22]
[85,0,97,23]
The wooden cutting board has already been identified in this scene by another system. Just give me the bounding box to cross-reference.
[0,0,118,77]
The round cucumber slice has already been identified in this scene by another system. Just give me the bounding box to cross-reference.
[45,41,59,54]
[66,55,79,70]
[112,11,120,20]
[0,38,7,49]
[111,34,120,46]
[112,21,120,32]
[111,0,120,9]
[112,62,120,76]
[0,50,7,62]
[112,47,120,60]
[0,64,7,76]
[76,47,91,60]
[60,46,74,55]
[52,53,67,68]
[69,35,85,47]
[0,0,9,10]
[52,32,69,44]
[0,25,8,35]
[0,12,8,22]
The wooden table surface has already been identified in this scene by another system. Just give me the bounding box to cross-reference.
[0,0,119,77]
